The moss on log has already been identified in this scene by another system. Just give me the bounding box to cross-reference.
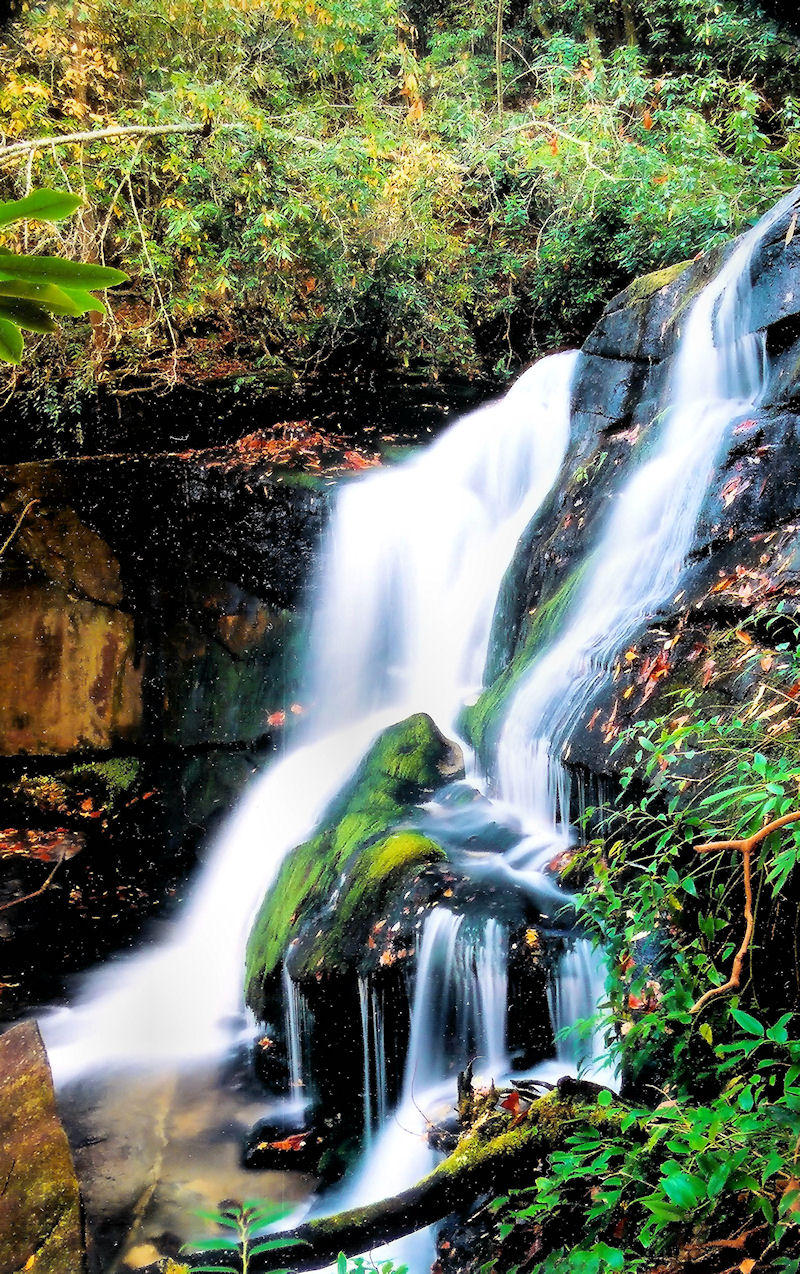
[185,1091,623,1272]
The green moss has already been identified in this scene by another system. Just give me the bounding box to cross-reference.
[69,756,141,795]
[309,831,446,970]
[617,257,694,306]
[245,713,462,1011]
[463,559,590,758]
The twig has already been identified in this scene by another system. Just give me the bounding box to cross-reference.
[0,499,38,560]
[690,810,800,1015]
[0,857,62,913]
[0,121,211,168]
[505,116,614,179]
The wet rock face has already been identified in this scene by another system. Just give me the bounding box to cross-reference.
[0,445,331,1017]
[0,1022,88,1274]
[472,192,800,782]
[0,448,330,756]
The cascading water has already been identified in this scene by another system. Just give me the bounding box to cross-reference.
[496,189,800,831]
[42,349,576,1082]
[324,911,510,1271]
[284,960,310,1100]
[359,975,389,1144]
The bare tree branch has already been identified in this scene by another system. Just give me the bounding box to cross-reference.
[691,810,800,1015]
[0,121,211,168]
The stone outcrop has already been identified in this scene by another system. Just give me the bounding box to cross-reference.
[468,189,800,789]
[245,712,464,1013]
[0,1021,88,1274]
[0,440,331,1018]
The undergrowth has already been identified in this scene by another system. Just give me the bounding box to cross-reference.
[484,606,800,1271]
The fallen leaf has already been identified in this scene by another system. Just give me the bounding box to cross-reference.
[267,1133,307,1152]
[500,1090,521,1114]
[701,657,716,688]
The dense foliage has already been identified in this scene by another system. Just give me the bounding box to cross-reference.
[1,0,799,394]
[482,609,800,1271]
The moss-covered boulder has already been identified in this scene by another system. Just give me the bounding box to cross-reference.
[245,712,463,1013]
[0,1022,88,1274]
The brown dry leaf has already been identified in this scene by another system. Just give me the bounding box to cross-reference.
[735,629,752,645]
[739,1260,755,1274]
[760,654,774,671]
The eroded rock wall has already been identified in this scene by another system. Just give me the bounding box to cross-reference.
[0,441,331,1018]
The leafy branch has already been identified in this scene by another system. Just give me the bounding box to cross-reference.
[0,187,126,363]
[0,120,211,169]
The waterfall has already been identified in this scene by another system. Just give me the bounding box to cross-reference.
[359,975,389,1143]
[284,961,309,1098]
[547,939,607,1072]
[42,350,576,1083]
[323,911,510,1271]
[37,187,800,1272]
[306,352,578,731]
[496,189,800,830]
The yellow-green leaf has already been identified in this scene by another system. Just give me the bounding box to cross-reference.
[0,317,24,364]
[0,189,84,228]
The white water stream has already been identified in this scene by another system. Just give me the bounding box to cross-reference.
[40,188,799,1271]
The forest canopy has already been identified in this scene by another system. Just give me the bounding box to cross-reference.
[0,0,799,392]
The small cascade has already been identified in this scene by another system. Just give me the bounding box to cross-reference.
[401,910,509,1091]
[371,982,388,1131]
[547,939,608,1074]
[283,961,309,1099]
[357,979,372,1143]
[357,976,390,1144]
[324,911,511,1270]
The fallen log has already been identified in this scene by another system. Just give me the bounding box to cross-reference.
[185,1091,622,1272]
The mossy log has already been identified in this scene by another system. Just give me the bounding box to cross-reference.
[186,1092,623,1272]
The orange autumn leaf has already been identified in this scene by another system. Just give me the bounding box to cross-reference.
[549,135,559,156]
[267,1132,307,1152]
[643,108,653,130]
